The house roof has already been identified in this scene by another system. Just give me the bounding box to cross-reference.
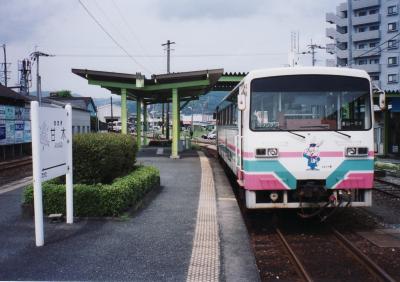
[0,85,33,102]
[48,96,97,112]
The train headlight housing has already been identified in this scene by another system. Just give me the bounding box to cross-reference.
[345,147,368,157]
[255,148,279,158]
[255,148,266,157]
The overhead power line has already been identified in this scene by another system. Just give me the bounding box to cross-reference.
[110,0,149,57]
[53,52,288,58]
[78,0,151,73]
[350,31,400,63]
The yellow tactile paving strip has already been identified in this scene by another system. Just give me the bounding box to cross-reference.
[186,151,220,282]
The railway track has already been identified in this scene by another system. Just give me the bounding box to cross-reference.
[202,143,397,281]
[259,225,395,282]
[276,228,395,281]
[0,157,32,187]
[374,177,400,199]
[0,157,32,172]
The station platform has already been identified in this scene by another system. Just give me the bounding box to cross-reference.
[0,147,259,281]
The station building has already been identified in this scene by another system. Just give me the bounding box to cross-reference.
[0,85,94,161]
[48,95,97,133]
[0,84,32,161]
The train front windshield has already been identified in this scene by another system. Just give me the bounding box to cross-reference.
[250,75,372,131]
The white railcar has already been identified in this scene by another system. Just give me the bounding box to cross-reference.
[216,67,378,211]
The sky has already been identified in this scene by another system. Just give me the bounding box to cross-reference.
[1,0,343,98]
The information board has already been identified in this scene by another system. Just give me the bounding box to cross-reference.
[24,121,31,143]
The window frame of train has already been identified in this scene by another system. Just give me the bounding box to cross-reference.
[30,101,74,247]
[249,74,372,132]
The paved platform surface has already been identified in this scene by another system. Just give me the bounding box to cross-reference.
[0,147,259,281]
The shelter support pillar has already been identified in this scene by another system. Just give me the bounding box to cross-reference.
[171,88,180,158]
[143,103,148,146]
[121,88,128,134]
[166,103,170,140]
[162,103,165,135]
[136,97,142,148]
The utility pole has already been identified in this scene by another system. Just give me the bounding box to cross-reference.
[299,40,326,66]
[18,59,32,95]
[30,51,53,105]
[110,96,114,132]
[1,44,11,87]
[162,40,175,140]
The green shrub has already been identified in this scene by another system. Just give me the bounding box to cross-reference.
[23,166,160,217]
[73,133,137,184]
[148,140,172,147]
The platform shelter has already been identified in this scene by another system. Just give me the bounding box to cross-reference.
[72,68,239,158]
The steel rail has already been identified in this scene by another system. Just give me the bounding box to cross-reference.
[375,177,400,188]
[0,157,32,172]
[374,178,400,199]
[332,228,396,282]
[275,227,313,282]
[374,187,400,199]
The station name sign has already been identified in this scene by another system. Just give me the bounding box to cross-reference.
[37,107,69,181]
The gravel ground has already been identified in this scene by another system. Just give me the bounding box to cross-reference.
[242,184,400,281]
[328,187,400,280]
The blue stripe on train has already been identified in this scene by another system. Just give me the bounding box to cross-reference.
[325,159,374,187]
[242,159,374,189]
[243,160,297,189]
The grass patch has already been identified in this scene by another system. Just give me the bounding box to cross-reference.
[375,161,400,171]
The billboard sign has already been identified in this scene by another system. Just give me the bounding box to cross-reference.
[0,121,5,145]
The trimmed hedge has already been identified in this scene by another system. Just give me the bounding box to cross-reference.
[23,166,160,217]
[73,133,137,184]
[148,140,172,147]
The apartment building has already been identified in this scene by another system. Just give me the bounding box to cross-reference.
[326,0,400,91]
[327,0,400,157]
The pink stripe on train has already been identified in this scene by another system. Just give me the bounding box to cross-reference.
[219,140,374,159]
[335,172,374,189]
[243,173,289,190]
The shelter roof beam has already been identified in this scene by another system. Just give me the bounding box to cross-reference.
[88,79,211,92]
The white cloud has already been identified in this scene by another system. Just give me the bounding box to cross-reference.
[1,0,343,98]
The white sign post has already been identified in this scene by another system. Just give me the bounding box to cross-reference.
[31,101,73,247]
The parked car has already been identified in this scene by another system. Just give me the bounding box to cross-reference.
[207,129,216,139]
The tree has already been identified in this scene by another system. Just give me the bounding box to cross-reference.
[51,90,72,98]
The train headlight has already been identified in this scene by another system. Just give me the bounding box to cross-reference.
[345,147,368,157]
[267,148,279,158]
[346,147,357,156]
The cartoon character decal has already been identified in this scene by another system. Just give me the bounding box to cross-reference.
[303,141,322,170]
